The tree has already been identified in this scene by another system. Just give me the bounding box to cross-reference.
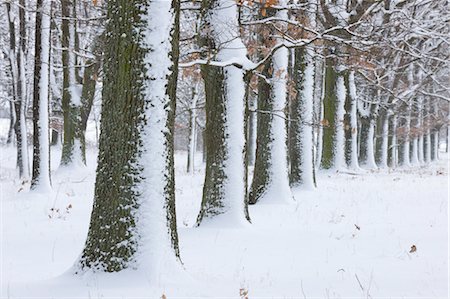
[60,0,85,167]
[249,0,292,204]
[79,0,181,272]
[195,0,251,225]
[5,0,30,180]
[289,0,317,189]
[31,0,52,191]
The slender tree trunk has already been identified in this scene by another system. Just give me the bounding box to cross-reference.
[345,71,359,170]
[79,58,100,160]
[187,85,198,173]
[6,1,30,180]
[389,114,398,168]
[247,94,257,167]
[7,101,15,145]
[61,0,84,167]
[401,105,412,167]
[418,97,425,163]
[380,112,389,168]
[424,99,431,163]
[31,0,52,191]
[80,0,181,272]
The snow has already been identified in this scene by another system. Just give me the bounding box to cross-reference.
[1,145,448,298]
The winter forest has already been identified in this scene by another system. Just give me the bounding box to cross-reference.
[0,0,449,297]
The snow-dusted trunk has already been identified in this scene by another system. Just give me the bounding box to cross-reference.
[79,57,101,154]
[247,94,257,166]
[289,0,317,188]
[418,97,425,163]
[401,104,412,167]
[31,0,52,191]
[425,129,431,163]
[389,114,398,168]
[320,59,346,170]
[424,99,431,163]
[314,58,325,169]
[346,71,359,170]
[289,45,316,189]
[6,1,30,180]
[80,0,180,272]
[186,86,198,173]
[447,102,450,154]
[60,0,84,167]
[196,0,249,225]
[250,3,292,203]
[411,137,419,165]
[366,118,377,169]
[359,101,378,169]
[431,129,439,161]
[380,113,389,168]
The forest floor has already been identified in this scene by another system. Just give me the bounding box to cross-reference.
[1,143,448,298]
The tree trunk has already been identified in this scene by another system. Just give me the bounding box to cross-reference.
[80,0,181,272]
[345,71,359,170]
[7,101,15,145]
[320,59,337,169]
[196,0,250,225]
[289,45,316,189]
[6,1,30,180]
[187,85,198,173]
[79,58,101,160]
[388,114,398,168]
[250,1,291,204]
[31,0,52,191]
[247,94,257,167]
[60,0,84,167]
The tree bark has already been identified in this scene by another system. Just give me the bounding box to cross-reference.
[195,0,250,225]
[80,0,181,272]
[31,0,52,191]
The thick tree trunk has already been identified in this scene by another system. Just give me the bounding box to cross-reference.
[289,46,316,189]
[195,0,249,225]
[79,0,180,272]
[320,54,347,170]
[31,0,52,191]
[250,2,291,204]
[320,60,337,169]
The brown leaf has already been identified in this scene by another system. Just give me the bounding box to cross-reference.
[321,119,330,127]
[409,245,417,253]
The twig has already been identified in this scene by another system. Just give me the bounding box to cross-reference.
[355,273,364,291]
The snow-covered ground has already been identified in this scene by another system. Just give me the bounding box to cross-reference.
[1,144,448,298]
